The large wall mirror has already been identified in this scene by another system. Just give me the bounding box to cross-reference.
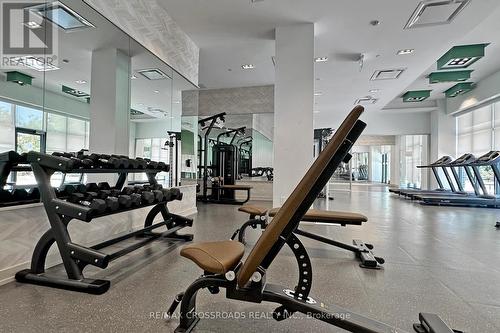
[0,0,197,190]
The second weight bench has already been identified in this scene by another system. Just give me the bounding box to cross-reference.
[231,205,384,269]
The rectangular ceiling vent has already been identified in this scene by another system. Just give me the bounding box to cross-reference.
[370,69,405,81]
[404,0,470,29]
[355,96,378,105]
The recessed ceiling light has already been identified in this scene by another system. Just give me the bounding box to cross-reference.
[138,68,170,80]
[24,21,42,29]
[314,92,323,96]
[131,75,138,79]
[404,0,470,30]
[242,64,255,70]
[173,101,181,104]
[397,49,415,55]
[369,89,380,93]
[314,57,328,63]
[314,110,320,114]
[28,1,95,31]
[154,90,160,93]
[370,68,405,80]
[75,80,87,84]
[12,56,60,71]
[138,103,144,106]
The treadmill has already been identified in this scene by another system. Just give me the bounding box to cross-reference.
[392,156,454,198]
[409,153,478,200]
[420,151,500,208]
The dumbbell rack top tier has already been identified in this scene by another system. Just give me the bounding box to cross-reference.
[15,151,194,295]
[27,152,167,174]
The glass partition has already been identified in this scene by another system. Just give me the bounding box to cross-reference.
[0,0,198,191]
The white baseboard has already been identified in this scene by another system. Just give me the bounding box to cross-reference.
[0,207,198,286]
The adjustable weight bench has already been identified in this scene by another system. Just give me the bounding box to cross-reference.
[167,106,460,333]
[232,205,384,269]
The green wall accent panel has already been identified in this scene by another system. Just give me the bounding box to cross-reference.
[402,90,431,102]
[181,129,195,155]
[444,82,474,98]
[437,44,488,70]
[428,70,472,84]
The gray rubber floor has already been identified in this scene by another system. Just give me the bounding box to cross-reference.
[1,190,500,332]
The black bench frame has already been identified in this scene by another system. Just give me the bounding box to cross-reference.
[168,120,460,333]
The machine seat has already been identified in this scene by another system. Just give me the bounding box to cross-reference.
[180,241,245,274]
[238,205,269,216]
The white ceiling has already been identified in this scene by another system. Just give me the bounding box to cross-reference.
[1,0,196,122]
[160,0,500,127]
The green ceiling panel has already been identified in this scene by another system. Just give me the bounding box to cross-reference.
[6,71,33,86]
[437,44,488,70]
[402,90,431,102]
[428,70,472,84]
[62,85,90,98]
[444,82,474,98]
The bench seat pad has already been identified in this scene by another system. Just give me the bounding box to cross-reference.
[180,241,245,274]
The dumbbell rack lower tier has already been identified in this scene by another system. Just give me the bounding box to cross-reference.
[15,152,193,295]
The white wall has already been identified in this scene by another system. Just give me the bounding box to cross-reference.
[360,111,431,135]
[135,120,178,139]
[0,80,89,119]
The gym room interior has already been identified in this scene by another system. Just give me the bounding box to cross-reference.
[0,0,499,332]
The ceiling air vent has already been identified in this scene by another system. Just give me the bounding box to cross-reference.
[404,0,470,29]
[370,69,405,81]
[354,96,378,105]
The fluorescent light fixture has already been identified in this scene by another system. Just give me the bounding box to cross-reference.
[11,56,59,71]
[75,79,87,84]
[28,1,95,31]
[355,97,378,105]
[397,49,414,55]
[137,68,170,80]
[314,92,323,96]
[371,68,405,80]
[314,57,328,63]
[241,64,255,70]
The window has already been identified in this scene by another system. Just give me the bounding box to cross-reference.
[47,113,67,153]
[135,138,170,185]
[456,104,499,194]
[0,101,14,152]
[401,135,426,189]
[67,118,87,152]
[15,106,44,130]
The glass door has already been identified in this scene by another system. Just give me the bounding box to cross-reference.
[14,128,46,185]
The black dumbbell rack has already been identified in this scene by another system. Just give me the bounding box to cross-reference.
[15,152,194,295]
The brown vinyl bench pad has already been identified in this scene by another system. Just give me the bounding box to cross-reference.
[239,205,367,225]
[180,240,245,274]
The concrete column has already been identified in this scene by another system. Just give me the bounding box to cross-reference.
[89,48,131,156]
[429,100,456,189]
[273,24,314,205]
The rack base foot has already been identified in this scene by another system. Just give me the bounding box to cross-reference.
[15,269,110,295]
